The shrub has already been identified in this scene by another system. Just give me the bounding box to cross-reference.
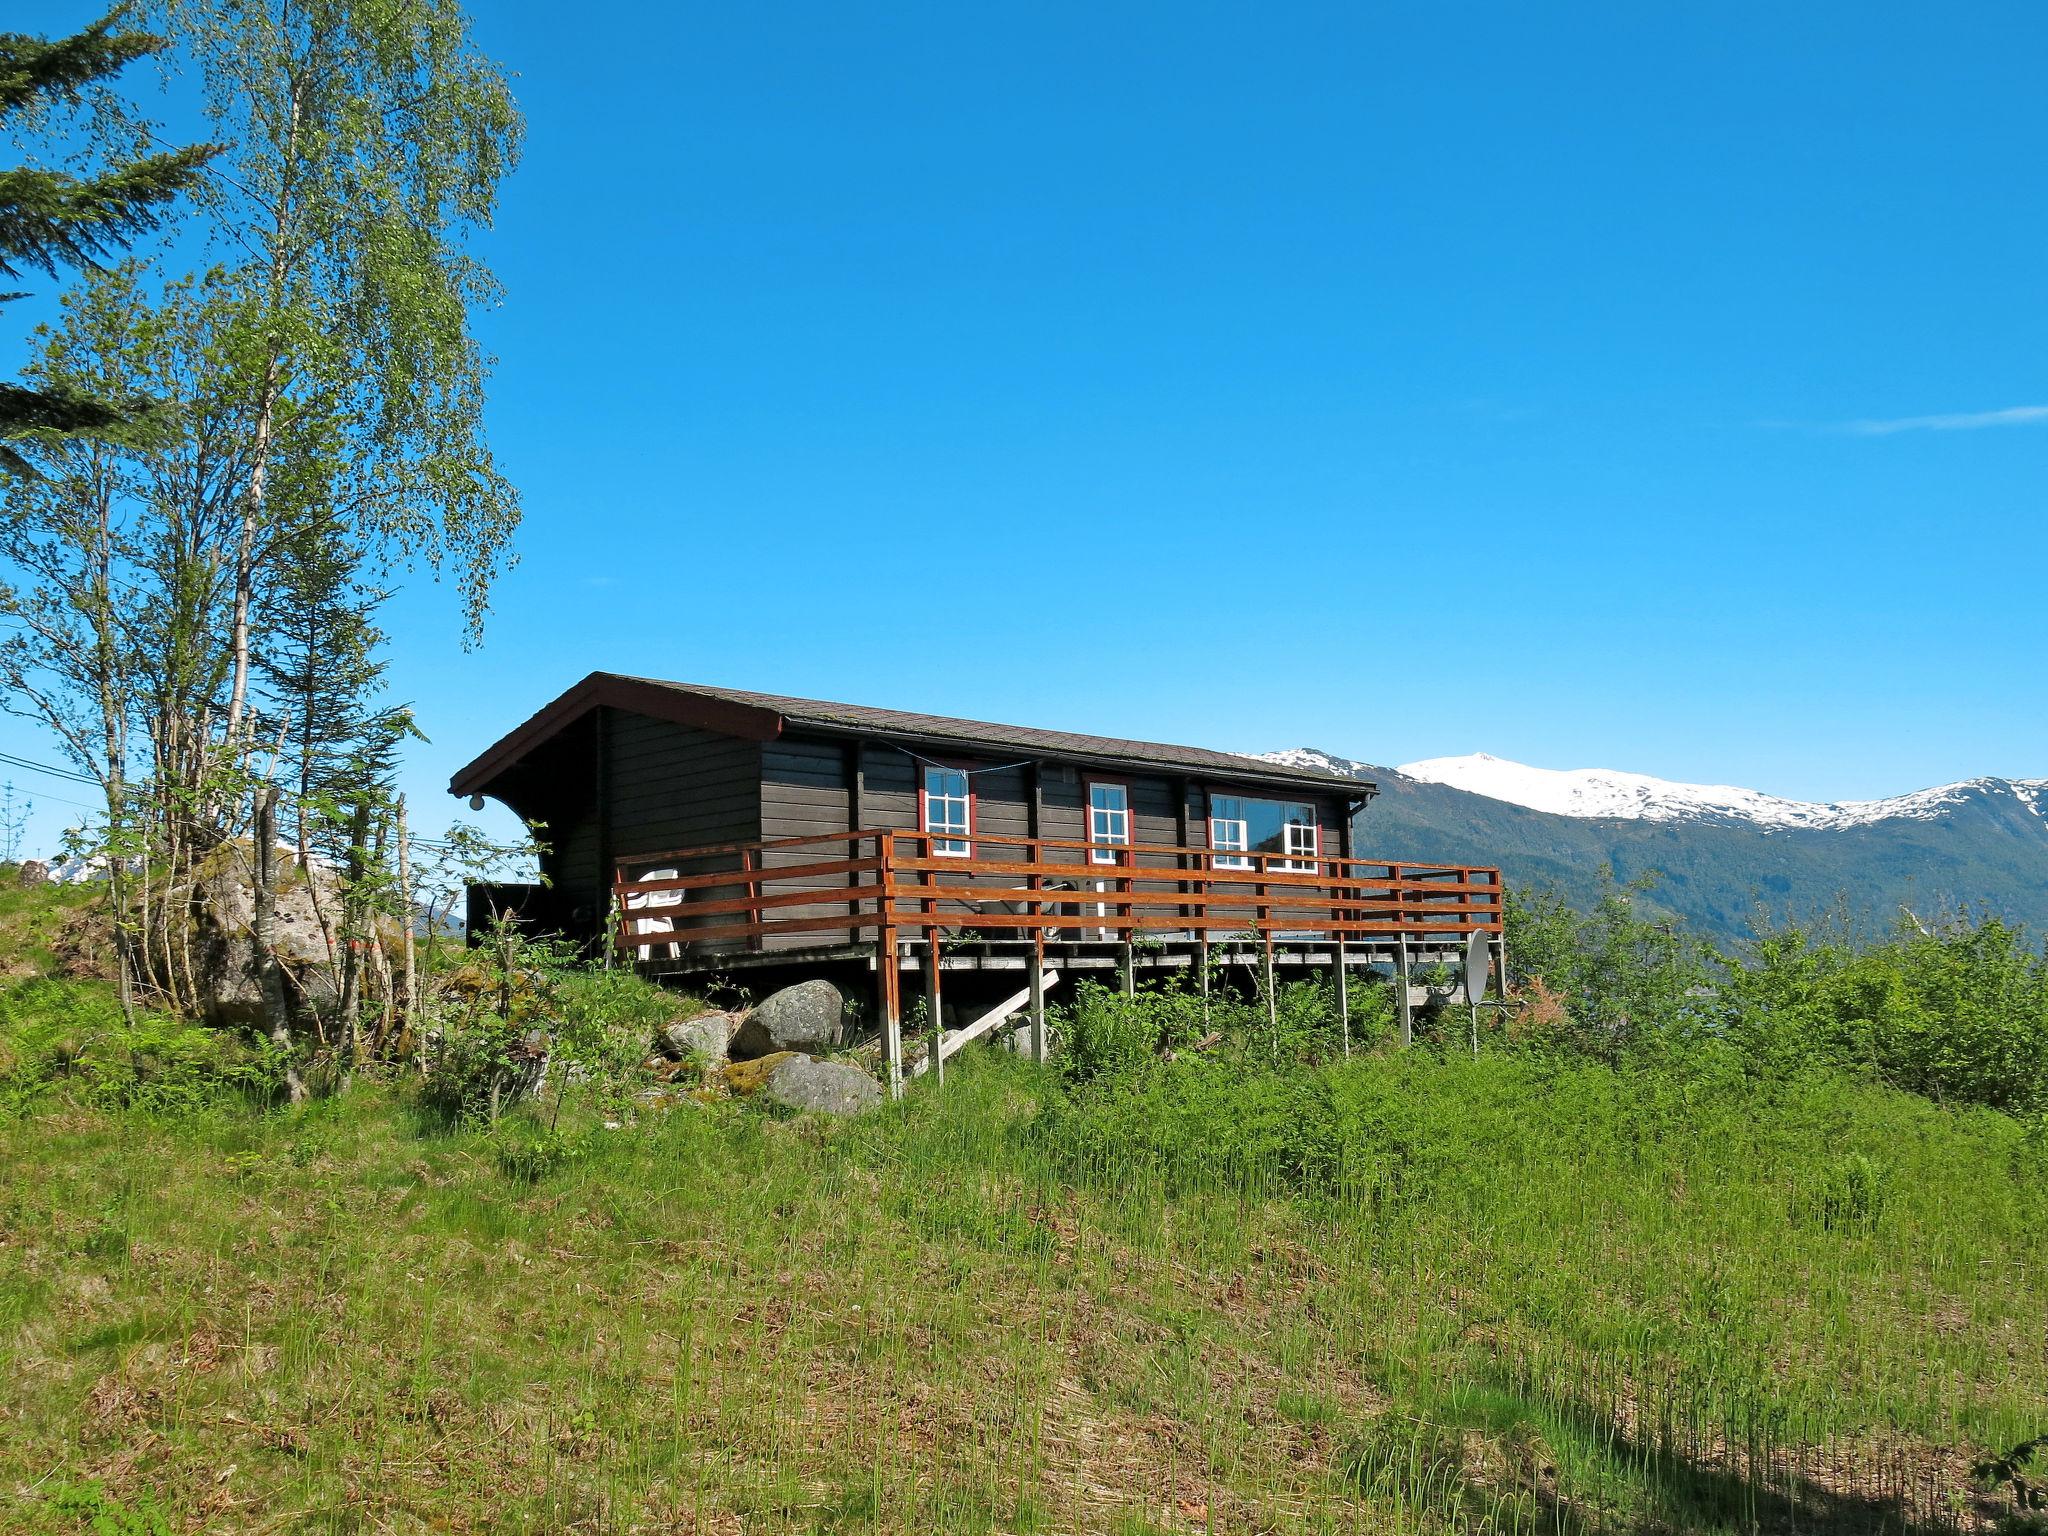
[1505,880,1717,1062]
[1056,980,1208,1083]
[0,978,281,1116]
[491,1121,585,1183]
[1728,916,2048,1116]
[417,919,663,1128]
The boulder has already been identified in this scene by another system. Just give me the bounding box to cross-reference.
[16,860,48,887]
[656,1011,737,1062]
[192,840,343,1027]
[760,1055,882,1117]
[999,1025,1053,1058]
[729,979,846,1059]
[719,1051,801,1096]
[632,1086,694,1114]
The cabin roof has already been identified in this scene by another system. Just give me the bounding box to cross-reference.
[449,672,1375,800]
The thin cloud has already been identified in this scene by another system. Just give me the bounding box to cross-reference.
[1840,404,2048,436]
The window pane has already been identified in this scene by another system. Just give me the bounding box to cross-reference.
[1210,794,1319,866]
[1246,799,1286,857]
[924,766,969,853]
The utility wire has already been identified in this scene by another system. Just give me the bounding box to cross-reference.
[0,749,99,786]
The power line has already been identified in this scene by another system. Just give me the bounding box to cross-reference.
[13,789,99,813]
[0,749,100,787]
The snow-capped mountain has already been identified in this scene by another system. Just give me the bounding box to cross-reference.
[1391,753,2048,832]
[1262,747,2048,833]
[1258,747,2048,939]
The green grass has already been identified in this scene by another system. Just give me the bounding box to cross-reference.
[0,871,2041,1534]
[2,1041,2044,1533]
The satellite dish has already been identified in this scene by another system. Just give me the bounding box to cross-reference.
[1463,928,1491,1006]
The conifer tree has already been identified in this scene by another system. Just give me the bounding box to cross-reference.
[0,8,215,476]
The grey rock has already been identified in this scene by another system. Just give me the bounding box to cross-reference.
[1000,1025,1053,1058]
[16,859,48,887]
[656,1011,737,1062]
[760,1055,881,1116]
[631,1086,697,1113]
[729,979,846,1059]
[193,841,343,1028]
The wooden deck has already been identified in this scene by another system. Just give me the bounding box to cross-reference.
[612,827,1503,959]
[613,829,1504,1095]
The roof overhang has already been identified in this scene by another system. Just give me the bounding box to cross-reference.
[449,672,786,799]
[450,672,1376,804]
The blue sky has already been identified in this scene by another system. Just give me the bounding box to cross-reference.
[6,2,2048,850]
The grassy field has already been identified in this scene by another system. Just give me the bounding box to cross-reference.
[2,876,2046,1534]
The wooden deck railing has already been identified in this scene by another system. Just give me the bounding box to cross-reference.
[611,828,1503,962]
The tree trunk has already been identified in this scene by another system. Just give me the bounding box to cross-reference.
[222,77,304,758]
[253,785,302,1101]
[395,795,419,1028]
[337,800,372,1062]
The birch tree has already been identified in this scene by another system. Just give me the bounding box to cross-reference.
[0,0,524,1040]
[142,0,523,764]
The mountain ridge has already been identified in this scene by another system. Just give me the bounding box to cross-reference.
[1259,748,2048,942]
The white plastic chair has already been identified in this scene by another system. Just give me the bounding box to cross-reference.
[623,867,682,960]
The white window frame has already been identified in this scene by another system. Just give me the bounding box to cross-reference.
[1088,782,1130,865]
[1278,805,1319,873]
[1209,793,1318,872]
[922,766,971,857]
[1210,794,1251,871]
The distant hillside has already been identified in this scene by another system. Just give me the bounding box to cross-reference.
[1265,749,2048,943]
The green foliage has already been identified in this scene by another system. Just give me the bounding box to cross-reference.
[418,918,663,1129]
[1506,879,1717,1061]
[0,977,279,1115]
[1056,979,1205,1082]
[489,1121,584,1184]
[1056,966,1396,1089]
[0,9,215,476]
[144,0,526,642]
[1726,915,2048,1115]
[42,1478,173,1535]
[1804,1149,1892,1233]
[2,1042,2041,1532]
[0,864,2045,1528]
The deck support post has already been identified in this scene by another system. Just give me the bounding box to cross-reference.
[1395,935,1412,1049]
[1120,940,1135,997]
[1335,938,1350,1058]
[1198,938,1211,1029]
[925,929,943,1085]
[1029,936,1048,1064]
[880,929,903,1099]
[1263,937,1278,1061]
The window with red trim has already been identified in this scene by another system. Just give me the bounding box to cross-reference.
[1209,793,1319,871]
[922,766,971,856]
[1087,781,1130,864]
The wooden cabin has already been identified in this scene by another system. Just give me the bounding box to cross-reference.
[450,673,1504,1090]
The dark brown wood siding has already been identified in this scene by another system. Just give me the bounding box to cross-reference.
[607,710,759,858]
[606,711,760,954]
[757,737,859,951]
[490,707,761,942]
[516,710,601,928]
[496,709,1355,950]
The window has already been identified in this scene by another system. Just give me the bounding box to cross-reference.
[1211,796,1250,870]
[1210,794,1318,872]
[1088,782,1130,864]
[922,766,971,856]
[1280,809,1319,872]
